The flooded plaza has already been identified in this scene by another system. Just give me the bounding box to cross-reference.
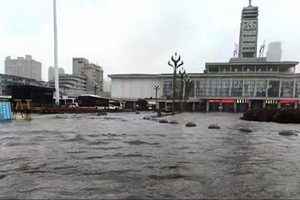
[0,112,299,199]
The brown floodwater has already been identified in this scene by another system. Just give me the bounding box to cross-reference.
[0,112,299,199]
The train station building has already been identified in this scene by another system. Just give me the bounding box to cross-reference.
[109,1,299,112]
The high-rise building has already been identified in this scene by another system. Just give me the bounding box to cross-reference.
[238,1,259,59]
[267,42,282,62]
[5,55,42,81]
[49,74,87,98]
[73,58,89,76]
[72,58,104,95]
[48,66,65,81]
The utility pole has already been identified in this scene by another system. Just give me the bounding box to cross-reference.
[168,53,184,114]
[53,0,60,105]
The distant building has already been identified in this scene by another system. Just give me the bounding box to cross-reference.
[49,74,87,98]
[0,74,53,107]
[5,55,42,81]
[48,66,65,81]
[72,58,104,95]
[267,42,282,62]
[73,57,89,76]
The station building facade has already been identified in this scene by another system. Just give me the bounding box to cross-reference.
[109,2,300,112]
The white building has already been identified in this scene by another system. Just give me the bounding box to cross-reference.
[5,55,42,81]
[110,74,162,99]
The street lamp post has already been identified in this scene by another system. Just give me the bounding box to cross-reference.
[53,0,60,105]
[168,53,184,114]
[153,84,160,114]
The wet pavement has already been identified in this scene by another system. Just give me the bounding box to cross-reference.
[0,112,299,199]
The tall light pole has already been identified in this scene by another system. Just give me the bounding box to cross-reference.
[168,52,184,114]
[53,0,60,105]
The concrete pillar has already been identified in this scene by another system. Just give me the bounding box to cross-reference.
[229,79,233,97]
[234,102,237,113]
[206,101,210,112]
[263,100,266,109]
[194,81,197,98]
[279,79,282,98]
[133,101,136,111]
[165,102,168,111]
[278,103,281,109]
[254,79,257,97]
[242,80,245,97]
[248,100,251,110]
[192,102,196,112]
[266,79,269,98]
[293,79,296,98]
[294,103,298,110]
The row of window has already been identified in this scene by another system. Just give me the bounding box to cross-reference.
[208,66,290,73]
[163,79,300,98]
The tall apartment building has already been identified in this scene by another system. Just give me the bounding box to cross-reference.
[5,55,42,81]
[73,57,89,76]
[48,66,65,81]
[49,74,87,98]
[73,58,104,95]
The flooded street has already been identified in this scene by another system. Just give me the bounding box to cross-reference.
[0,112,299,199]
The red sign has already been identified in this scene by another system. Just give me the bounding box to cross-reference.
[209,100,222,103]
[209,99,235,104]
[222,100,235,104]
[280,99,298,104]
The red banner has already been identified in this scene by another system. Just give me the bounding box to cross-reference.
[209,99,235,104]
[280,99,298,104]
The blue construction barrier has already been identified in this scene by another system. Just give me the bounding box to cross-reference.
[0,102,13,121]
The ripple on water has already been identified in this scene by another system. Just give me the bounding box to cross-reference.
[88,140,110,145]
[82,169,140,177]
[111,153,153,159]
[103,117,128,122]
[0,136,20,142]
[90,147,123,151]
[62,134,89,143]
[125,140,160,146]
[3,142,40,147]
[148,174,189,180]
[145,134,167,138]
[66,150,87,154]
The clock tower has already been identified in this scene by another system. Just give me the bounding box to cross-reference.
[238,0,259,58]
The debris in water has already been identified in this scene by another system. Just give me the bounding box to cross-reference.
[186,122,197,127]
[208,124,220,129]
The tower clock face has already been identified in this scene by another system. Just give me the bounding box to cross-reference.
[244,21,257,30]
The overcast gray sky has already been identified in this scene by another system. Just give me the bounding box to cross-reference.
[0,0,299,81]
